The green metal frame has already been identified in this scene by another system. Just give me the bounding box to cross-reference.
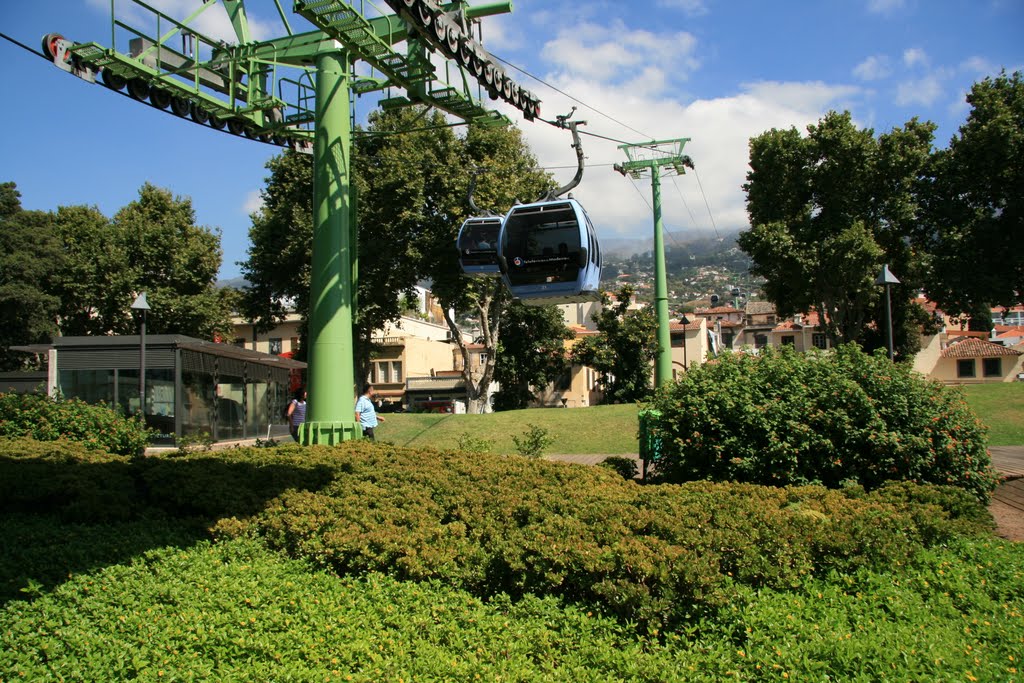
[615,138,694,388]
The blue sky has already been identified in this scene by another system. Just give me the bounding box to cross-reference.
[2,1,1021,280]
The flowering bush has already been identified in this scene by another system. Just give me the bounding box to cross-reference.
[645,344,999,502]
[0,392,152,456]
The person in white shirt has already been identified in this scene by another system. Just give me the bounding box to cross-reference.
[355,383,385,440]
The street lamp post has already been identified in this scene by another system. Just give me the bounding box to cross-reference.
[875,265,900,361]
[679,314,691,370]
[130,293,150,417]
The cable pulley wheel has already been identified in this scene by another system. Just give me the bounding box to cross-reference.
[41,33,69,62]
[149,88,171,110]
[170,97,190,117]
[101,69,126,91]
[127,78,150,101]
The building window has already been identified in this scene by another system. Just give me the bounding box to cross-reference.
[722,331,734,348]
[289,336,299,352]
[671,335,684,348]
[957,359,976,378]
[268,338,282,355]
[781,335,795,346]
[754,334,768,349]
[392,361,403,383]
[983,358,1001,377]
[379,362,391,383]
[812,333,827,350]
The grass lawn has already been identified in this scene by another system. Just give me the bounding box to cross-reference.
[376,403,640,455]
[963,383,1024,446]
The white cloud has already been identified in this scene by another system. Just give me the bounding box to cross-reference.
[867,0,906,14]
[895,74,943,106]
[902,47,929,69]
[853,55,892,81]
[960,56,997,76]
[540,22,699,85]
[242,189,264,217]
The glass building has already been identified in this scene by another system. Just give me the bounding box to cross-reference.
[13,335,305,445]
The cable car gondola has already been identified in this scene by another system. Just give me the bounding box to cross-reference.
[457,170,502,277]
[497,116,602,305]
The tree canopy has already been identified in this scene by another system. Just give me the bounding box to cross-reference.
[570,285,658,404]
[739,111,936,356]
[918,70,1024,320]
[0,181,233,371]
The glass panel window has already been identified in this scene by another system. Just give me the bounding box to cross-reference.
[392,361,403,383]
[812,333,827,350]
[269,338,283,355]
[379,362,391,384]
[983,358,1001,377]
[781,335,796,346]
[754,334,768,349]
[957,359,976,378]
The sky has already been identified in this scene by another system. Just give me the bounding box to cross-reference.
[2,0,1022,280]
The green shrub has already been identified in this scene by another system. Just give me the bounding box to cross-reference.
[599,456,639,480]
[645,344,999,502]
[232,442,992,632]
[455,431,494,454]
[0,392,152,456]
[512,423,554,457]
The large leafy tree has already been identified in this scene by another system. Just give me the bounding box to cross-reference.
[0,183,63,370]
[492,301,572,411]
[739,111,936,356]
[570,285,658,404]
[918,70,1023,320]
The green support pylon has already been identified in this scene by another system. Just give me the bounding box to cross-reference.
[298,49,361,445]
[614,138,694,388]
[650,173,672,386]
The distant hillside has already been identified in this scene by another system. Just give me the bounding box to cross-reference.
[217,276,250,290]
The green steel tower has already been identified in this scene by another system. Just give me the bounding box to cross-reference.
[614,139,694,387]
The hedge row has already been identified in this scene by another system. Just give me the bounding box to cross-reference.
[646,344,999,502]
[0,437,996,632]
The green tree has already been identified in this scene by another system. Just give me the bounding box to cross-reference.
[570,285,658,403]
[492,302,572,411]
[918,71,1024,321]
[0,183,63,370]
[739,111,936,356]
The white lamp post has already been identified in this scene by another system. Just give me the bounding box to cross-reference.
[130,293,151,416]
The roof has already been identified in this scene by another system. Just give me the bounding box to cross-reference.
[29,334,306,369]
[745,301,776,315]
[697,306,741,314]
[940,337,1023,359]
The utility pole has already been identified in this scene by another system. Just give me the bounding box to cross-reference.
[614,139,694,388]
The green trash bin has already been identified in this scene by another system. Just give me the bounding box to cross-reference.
[638,409,662,479]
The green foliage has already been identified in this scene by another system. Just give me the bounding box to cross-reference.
[920,70,1024,315]
[455,431,493,454]
[0,393,152,456]
[0,182,63,370]
[172,429,214,456]
[512,423,554,457]
[646,344,999,502]
[740,111,935,356]
[1,438,1020,680]
[493,301,572,411]
[598,456,639,480]
[570,285,659,403]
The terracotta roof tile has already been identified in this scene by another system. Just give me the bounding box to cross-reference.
[940,337,1023,359]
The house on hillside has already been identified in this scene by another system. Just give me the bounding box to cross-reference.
[916,336,1024,383]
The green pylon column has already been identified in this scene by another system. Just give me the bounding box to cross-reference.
[299,48,361,445]
[651,172,672,387]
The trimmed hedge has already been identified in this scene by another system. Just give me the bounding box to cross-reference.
[645,344,999,501]
[0,392,152,456]
[0,437,998,633]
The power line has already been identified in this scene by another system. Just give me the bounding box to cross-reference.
[492,54,652,140]
[692,167,721,240]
